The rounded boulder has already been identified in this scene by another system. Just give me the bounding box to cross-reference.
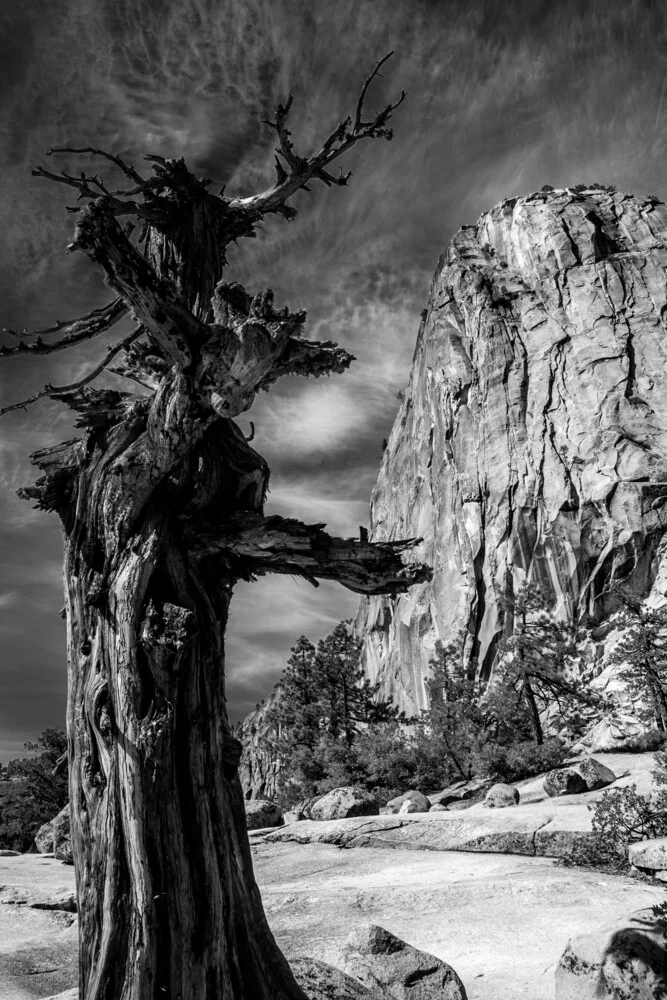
[575,757,617,791]
[628,837,667,872]
[543,767,587,798]
[310,787,379,821]
[385,789,431,814]
[245,798,283,830]
[484,783,520,808]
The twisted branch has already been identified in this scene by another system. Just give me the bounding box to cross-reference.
[0,329,143,416]
[228,52,405,220]
[1,299,128,357]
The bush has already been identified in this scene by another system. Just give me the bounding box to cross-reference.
[473,737,568,784]
[562,751,667,871]
[0,727,68,852]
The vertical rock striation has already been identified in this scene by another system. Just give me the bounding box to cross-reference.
[237,688,282,800]
[358,188,667,717]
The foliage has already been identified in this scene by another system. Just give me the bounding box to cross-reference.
[605,591,667,732]
[562,751,667,871]
[0,727,68,852]
[269,621,405,803]
[496,584,602,744]
[270,628,570,807]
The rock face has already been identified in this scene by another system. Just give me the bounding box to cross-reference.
[357,188,667,717]
[341,923,468,1000]
[310,787,379,821]
[555,907,667,999]
[237,688,282,800]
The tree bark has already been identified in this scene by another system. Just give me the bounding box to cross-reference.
[62,423,309,1000]
[522,680,544,746]
[10,65,418,999]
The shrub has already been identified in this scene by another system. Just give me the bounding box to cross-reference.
[562,751,667,871]
[473,737,567,784]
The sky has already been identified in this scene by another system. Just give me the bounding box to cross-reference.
[2,0,667,761]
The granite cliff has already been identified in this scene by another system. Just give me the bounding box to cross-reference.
[236,688,282,800]
[358,186,667,718]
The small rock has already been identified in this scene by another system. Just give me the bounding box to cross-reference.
[429,803,449,812]
[555,907,667,999]
[428,778,489,807]
[310,787,379,821]
[291,956,386,998]
[574,757,616,791]
[341,923,468,999]
[29,893,78,913]
[628,837,667,872]
[245,798,283,830]
[483,783,520,808]
[544,768,587,798]
[283,810,305,825]
[385,790,431,815]
[0,849,21,856]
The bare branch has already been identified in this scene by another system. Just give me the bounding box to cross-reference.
[1,299,128,358]
[67,199,205,366]
[259,337,355,388]
[228,53,406,220]
[354,51,395,131]
[48,146,147,186]
[0,329,143,416]
[186,513,431,595]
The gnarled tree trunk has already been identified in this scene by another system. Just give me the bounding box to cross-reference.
[7,59,424,999]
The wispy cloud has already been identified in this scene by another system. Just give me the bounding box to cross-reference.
[2,0,667,734]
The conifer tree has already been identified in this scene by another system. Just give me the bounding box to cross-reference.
[606,591,667,731]
[496,584,598,744]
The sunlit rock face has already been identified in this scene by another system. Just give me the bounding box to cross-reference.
[358,188,667,717]
[237,688,282,800]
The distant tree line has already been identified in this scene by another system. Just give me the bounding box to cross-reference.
[0,727,68,851]
[261,584,667,809]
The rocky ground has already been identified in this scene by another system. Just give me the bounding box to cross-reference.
[1,751,664,999]
[260,752,656,857]
[0,844,664,999]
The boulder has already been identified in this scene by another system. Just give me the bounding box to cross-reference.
[555,907,667,999]
[385,790,430,815]
[398,799,425,815]
[483,783,520,808]
[244,798,283,830]
[283,810,305,825]
[544,768,587,798]
[341,923,468,999]
[290,957,386,998]
[628,837,667,872]
[310,787,379,821]
[428,778,489,807]
[574,757,617,791]
[35,805,72,862]
[0,849,20,856]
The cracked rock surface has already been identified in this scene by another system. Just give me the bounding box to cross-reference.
[358,188,667,715]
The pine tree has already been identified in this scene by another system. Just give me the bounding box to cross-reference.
[606,591,667,731]
[496,584,597,744]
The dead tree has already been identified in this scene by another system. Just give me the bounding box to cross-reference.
[1,56,429,999]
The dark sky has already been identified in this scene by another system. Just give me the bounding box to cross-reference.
[2,0,667,761]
